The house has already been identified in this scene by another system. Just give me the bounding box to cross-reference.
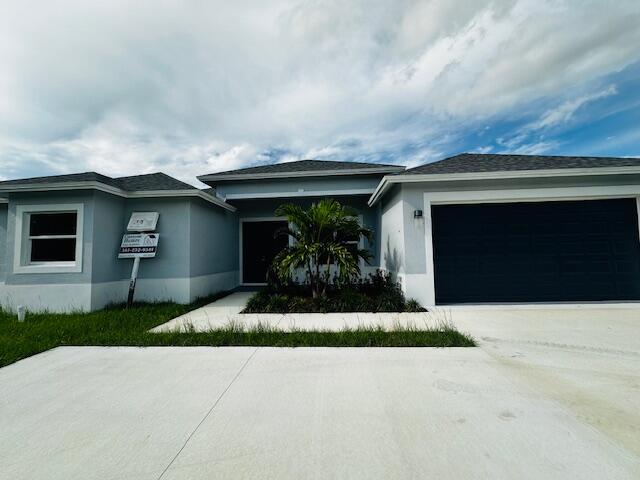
[1,153,639,312]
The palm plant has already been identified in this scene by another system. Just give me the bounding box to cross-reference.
[272,199,373,298]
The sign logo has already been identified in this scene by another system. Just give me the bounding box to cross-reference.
[118,233,159,258]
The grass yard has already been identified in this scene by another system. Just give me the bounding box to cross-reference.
[0,291,475,368]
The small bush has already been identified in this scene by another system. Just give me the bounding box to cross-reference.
[405,299,427,312]
[243,270,427,313]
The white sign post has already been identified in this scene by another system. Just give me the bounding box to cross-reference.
[119,213,160,307]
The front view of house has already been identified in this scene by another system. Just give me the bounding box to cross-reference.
[1,153,639,312]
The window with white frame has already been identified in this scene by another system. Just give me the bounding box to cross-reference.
[14,204,84,273]
[318,215,365,266]
[27,212,78,263]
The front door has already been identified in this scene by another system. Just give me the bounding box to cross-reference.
[242,220,288,284]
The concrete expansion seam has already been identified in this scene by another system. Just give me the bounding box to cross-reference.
[156,347,259,479]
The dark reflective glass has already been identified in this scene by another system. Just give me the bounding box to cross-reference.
[31,239,76,262]
[29,213,77,236]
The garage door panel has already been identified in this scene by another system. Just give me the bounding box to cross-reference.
[613,238,637,254]
[432,199,640,303]
[615,259,637,273]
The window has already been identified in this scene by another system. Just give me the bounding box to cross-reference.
[318,215,365,265]
[14,204,84,273]
[336,230,361,262]
[28,212,77,263]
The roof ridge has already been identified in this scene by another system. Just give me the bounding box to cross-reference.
[459,152,638,160]
[199,158,405,180]
[399,152,640,176]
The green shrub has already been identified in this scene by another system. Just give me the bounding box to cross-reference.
[243,270,426,313]
[405,299,427,312]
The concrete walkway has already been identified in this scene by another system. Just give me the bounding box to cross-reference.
[152,292,640,334]
[151,291,447,333]
[151,292,256,333]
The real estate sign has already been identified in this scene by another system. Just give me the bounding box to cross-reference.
[118,233,159,258]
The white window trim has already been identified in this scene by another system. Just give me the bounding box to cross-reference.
[13,204,84,274]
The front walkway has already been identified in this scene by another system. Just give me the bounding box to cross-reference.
[151,292,442,333]
[152,292,640,335]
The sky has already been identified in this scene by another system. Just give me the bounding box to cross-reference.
[1,0,640,186]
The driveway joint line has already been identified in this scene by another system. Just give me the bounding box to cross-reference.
[156,347,259,479]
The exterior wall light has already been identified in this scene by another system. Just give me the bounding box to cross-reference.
[414,209,423,218]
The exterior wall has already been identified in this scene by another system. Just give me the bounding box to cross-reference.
[188,198,239,300]
[0,190,96,312]
[389,174,640,307]
[0,191,239,312]
[215,174,391,279]
[214,175,381,200]
[91,191,128,284]
[232,194,381,277]
[378,184,429,302]
[91,197,240,308]
[0,203,8,285]
[0,204,8,283]
[379,185,405,280]
[89,196,191,308]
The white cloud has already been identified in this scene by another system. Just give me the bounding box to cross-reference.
[531,85,618,131]
[0,0,639,182]
[496,84,619,152]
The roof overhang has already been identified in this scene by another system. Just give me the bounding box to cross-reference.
[368,166,640,206]
[198,166,405,184]
[0,181,237,212]
[224,187,375,201]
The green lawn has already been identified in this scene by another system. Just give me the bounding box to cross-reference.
[0,292,475,368]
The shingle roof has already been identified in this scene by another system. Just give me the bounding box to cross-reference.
[0,172,196,191]
[401,153,640,175]
[199,159,404,181]
[114,172,196,191]
[0,172,119,188]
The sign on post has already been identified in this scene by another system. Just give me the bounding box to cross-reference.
[120,212,160,307]
[118,233,159,259]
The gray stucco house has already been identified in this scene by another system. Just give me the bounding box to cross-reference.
[1,153,639,312]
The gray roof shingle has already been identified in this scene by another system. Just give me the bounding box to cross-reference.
[199,159,404,180]
[0,172,119,188]
[400,153,640,175]
[0,172,196,191]
[114,172,196,191]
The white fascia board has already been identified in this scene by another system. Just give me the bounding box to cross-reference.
[0,182,236,212]
[198,166,405,183]
[126,190,236,211]
[225,188,375,200]
[368,166,640,206]
[0,181,125,196]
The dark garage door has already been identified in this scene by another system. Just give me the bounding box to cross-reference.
[432,199,640,303]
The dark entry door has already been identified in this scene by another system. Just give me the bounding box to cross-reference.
[432,199,640,303]
[242,221,288,284]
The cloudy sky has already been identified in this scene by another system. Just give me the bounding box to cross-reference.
[1,0,640,186]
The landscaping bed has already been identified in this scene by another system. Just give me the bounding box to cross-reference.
[243,271,426,313]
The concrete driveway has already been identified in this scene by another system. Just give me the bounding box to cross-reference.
[1,306,639,479]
